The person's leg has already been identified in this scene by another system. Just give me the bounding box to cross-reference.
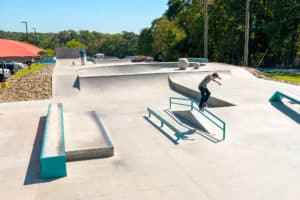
[199,87,207,108]
[202,88,211,105]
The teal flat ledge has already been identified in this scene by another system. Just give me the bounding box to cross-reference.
[40,103,67,178]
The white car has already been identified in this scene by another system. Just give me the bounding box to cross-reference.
[13,62,25,69]
[0,63,12,81]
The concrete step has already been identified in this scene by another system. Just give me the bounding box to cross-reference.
[64,111,114,161]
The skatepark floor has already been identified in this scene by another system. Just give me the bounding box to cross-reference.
[0,60,300,200]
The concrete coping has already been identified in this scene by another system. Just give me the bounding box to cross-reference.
[78,68,232,79]
[41,103,64,158]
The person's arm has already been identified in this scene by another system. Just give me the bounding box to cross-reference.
[212,79,221,85]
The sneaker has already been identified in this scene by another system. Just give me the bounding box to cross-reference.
[204,103,209,108]
[199,106,205,112]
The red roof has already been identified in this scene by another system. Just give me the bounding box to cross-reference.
[0,39,43,58]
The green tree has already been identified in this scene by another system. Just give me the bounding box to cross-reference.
[165,0,185,20]
[57,30,78,46]
[66,39,87,48]
[208,0,245,64]
[251,0,300,66]
[152,17,186,61]
[98,32,138,58]
[137,28,153,55]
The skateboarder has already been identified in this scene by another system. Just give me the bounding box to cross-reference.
[198,72,222,111]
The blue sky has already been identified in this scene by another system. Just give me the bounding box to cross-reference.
[0,0,168,34]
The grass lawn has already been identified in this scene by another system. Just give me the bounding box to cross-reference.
[14,63,45,78]
[263,72,300,84]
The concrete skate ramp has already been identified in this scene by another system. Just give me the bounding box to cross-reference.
[78,62,178,76]
[64,111,114,161]
[78,66,233,96]
[78,73,171,95]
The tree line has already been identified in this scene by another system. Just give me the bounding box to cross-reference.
[0,30,139,58]
[0,0,299,67]
[138,0,300,67]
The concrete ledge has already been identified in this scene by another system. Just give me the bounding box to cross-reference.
[270,91,300,104]
[40,103,67,178]
[64,111,114,161]
[186,58,209,63]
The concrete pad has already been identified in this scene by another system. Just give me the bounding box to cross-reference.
[52,59,80,99]
[64,111,114,161]
[1,60,300,199]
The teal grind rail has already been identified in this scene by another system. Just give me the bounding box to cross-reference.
[169,97,226,140]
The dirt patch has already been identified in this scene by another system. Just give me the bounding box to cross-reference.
[0,64,54,103]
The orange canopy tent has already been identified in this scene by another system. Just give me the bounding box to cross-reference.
[0,39,43,58]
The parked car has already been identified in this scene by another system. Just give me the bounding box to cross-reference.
[1,62,24,75]
[0,62,12,82]
[14,62,25,69]
[86,57,95,62]
[131,56,153,62]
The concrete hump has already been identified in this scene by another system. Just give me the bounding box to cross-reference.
[64,111,114,161]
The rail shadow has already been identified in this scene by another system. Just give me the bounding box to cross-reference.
[143,116,179,145]
[144,112,221,144]
[270,101,300,124]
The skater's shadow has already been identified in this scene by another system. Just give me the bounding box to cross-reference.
[174,129,196,141]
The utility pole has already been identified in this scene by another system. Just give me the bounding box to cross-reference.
[21,21,28,34]
[32,27,37,40]
[243,0,250,66]
[204,0,208,58]
[21,21,28,40]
